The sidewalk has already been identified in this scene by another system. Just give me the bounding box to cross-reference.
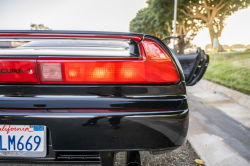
[198,79,250,110]
[191,79,250,129]
[187,80,250,166]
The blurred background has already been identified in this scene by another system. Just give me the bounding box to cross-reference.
[0,0,250,54]
[0,0,249,95]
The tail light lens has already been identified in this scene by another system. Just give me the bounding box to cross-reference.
[38,61,146,84]
[143,39,180,83]
[0,60,38,83]
[40,63,62,81]
[37,40,179,84]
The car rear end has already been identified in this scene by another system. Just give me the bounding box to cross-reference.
[0,31,188,164]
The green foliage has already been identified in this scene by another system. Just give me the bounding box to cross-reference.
[129,8,170,38]
[204,52,250,95]
[148,0,177,26]
[143,0,250,50]
[148,0,204,36]
[179,0,250,20]
[130,0,250,53]
[147,0,174,27]
[130,0,204,39]
[178,0,250,40]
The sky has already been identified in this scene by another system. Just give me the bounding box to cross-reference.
[0,0,148,31]
[0,0,249,49]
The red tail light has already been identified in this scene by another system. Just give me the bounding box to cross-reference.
[0,34,179,84]
[38,61,147,84]
[37,40,179,84]
[143,39,180,83]
[0,59,38,83]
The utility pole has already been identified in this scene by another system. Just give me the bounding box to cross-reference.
[173,0,177,49]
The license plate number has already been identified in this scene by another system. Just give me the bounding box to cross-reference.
[0,125,46,157]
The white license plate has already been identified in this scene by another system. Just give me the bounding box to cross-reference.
[0,125,46,157]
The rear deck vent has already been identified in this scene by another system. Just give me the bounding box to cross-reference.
[56,152,101,163]
[33,104,46,108]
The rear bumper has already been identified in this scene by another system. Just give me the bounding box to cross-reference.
[0,109,188,162]
[0,83,188,161]
[0,109,188,150]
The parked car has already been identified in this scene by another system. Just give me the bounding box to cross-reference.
[0,30,208,165]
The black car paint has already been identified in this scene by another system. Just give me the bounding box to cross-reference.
[0,31,188,162]
[177,49,209,86]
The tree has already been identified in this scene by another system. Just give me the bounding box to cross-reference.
[129,8,170,39]
[130,0,204,54]
[171,18,205,54]
[178,0,250,51]
[30,24,52,30]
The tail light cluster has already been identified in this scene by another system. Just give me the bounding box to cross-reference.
[0,38,180,84]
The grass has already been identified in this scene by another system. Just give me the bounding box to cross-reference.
[203,51,250,95]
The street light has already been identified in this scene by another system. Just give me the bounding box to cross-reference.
[173,0,177,49]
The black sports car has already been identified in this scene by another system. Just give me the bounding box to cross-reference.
[0,30,208,165]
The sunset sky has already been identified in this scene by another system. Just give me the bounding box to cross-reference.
[0,0,249,48]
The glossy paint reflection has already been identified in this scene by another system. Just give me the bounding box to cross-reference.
[0,109,188,152]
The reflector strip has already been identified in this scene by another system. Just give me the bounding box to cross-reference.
[0,108,170,113]
[0,33,143,42]
[48,109,170,113]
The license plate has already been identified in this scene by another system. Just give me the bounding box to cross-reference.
[0,125,46,157]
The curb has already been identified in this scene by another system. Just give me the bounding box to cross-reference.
[197,79,250,109]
